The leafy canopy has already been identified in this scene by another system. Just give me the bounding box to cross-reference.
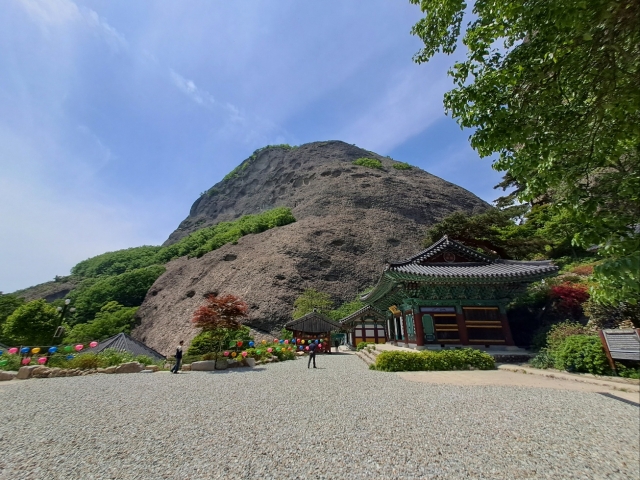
[63,302,138,344]
[2,300,60,346]
[292,289,333,320]
[410,0,640,304]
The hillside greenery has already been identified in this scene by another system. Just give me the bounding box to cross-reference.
[3,207,296,347]
[352,157,383,170]
[392,162,412,170]
[223,144,297,181]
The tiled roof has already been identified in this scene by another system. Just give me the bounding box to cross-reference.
[87,333,165,361]
[390,259,557,279]
[385,236,558,280]
[339,305,385,325]
[389,236,489,266]
[285,312,342,333]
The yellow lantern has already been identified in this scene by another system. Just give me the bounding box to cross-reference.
[31,347,41,354]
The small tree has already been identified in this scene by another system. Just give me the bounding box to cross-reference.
[292,289,333,319]
[3,299,60,346]
[192,294,248,360]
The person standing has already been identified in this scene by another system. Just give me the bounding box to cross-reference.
[171,340,184,374]
[308,340,317,369]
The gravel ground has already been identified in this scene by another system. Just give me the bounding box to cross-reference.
[1,354,638,480]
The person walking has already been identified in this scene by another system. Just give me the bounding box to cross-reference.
[171,340,184,374]
[334,338,340,353]
[308,340,318,369]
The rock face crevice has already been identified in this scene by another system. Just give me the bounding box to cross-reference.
[133,141,488,354]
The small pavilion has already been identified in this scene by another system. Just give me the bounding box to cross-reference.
[284,312,342,352]
[339,305,386,346]
[86,333,165,361]
[362,236,558,349]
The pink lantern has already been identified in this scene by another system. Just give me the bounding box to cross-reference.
[305,346,309,351]
[22,357,31,365]
[8,347,18,355]
[89,341,98,348]
[38,357,47,365]
[284,340,289,344]
[273,338,278,343]
[241,351,248,357]
[75,344,83,352]
[223,351,230,357]
[267,348,273,353]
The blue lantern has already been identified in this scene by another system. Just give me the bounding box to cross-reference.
[66,354,74,360]
[0,350,3,356]
[315,339,319,344]
[279,339,284,344]
[299,346,303,350]
[248,341,254,347]
[20,347,30,354]
[291,339,296,344]
[48,346,58,354]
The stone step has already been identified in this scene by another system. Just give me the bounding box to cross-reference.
[356,351,375,366]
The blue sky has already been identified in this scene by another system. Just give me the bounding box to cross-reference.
[0,0,502,292]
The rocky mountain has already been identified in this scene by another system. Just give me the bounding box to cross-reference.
[132,141,489,354]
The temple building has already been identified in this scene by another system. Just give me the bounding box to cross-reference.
[362,236,558,349]
[339,304,386,346]
[284,311,342,351]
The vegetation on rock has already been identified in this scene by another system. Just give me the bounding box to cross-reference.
[392,162,412,170]
[352,157,383,170]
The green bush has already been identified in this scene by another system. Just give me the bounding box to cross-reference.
[134,355,156,366]
[529,349,555,369]
[374,349,495,372]
[0,353,22,371]
[616,363,640,379]
[356,341,374,351]
[546,321,590,352]
[353,157,383,169]
[95,348,134,367]
[392,162,412,170]
[66,353,101,370]
[64,302,138,343]
[554,335,610,375]
[71,246,162,278]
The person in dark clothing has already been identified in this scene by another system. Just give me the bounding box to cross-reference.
[171,340,184,373]
[308,341,317,368]
[334,339,340,353]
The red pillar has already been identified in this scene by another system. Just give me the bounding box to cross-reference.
[457,312,469,345]
[402,315,409,346]
[499,312,515,346]
[414,312,425,347]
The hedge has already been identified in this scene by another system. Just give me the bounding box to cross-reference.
[374,349,495,372]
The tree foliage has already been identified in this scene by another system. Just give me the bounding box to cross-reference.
[192,294,248,331]
[68,266,165,324]
[292,289,333,319]
[2,300,60,346]
[63,302,138,344]
[0,294,25,343]
[410,0,640,304]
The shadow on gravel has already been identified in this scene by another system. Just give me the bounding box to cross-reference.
[597,392,640,407]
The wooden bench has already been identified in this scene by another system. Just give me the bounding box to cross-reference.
[599,329,640,373]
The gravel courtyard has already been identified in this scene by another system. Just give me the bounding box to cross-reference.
[1,354,638,480]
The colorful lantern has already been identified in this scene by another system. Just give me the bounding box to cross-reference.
[66,355,74,360]
[37,357,47,365]
[241,351,248,357]
[64,346,73,353]
[267,348,273,353]
[223,351,230,357]
[304,346,309,351]
[248,341,254,347]
[22,357,31,365]
[89,341,98,348]
[8,347,18,354]
[31,347,40,354]
[237,341,243,347]
[273,338,279,343]
[48,346,57,354]
[231,352,237,358]
[284,340,289,344]
[261,340,267,344]
[20,347,30,354]
[75,344,83,352]
[301,340,305,344]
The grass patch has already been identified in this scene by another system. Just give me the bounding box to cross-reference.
[392,162,412,170]
[353,157,383,170]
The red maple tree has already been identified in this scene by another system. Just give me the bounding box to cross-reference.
[550,282,590,319]
[192,294,248,331]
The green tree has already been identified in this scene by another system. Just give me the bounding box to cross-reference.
[68,265,165,324]
[63,302,138,343]
[0,294,25,343]
[2,300,60,346]
[292,289,333,319]
[410,0,640,303]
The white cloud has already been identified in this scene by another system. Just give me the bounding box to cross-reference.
[170,69,215,107]
[338,63,451,153]
[17,0,127,51]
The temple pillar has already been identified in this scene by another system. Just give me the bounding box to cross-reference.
[498,306,515,346]
[414,312,425,348]
[456,305,469,345]
[401,315,409,346]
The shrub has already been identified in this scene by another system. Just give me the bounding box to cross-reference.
[0,353,22,371]
[356,341,374,351]
[549,282,590,319]
[96,348,134,367]
[553,335,610,375]
[67,353,101,370]
[134,355,155,366]
[352,157,383,169]
[546,321,590,353]
[529,349,555,369]
[392,162,412,170]
[616,363,640,379]
[374,349,495,372]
